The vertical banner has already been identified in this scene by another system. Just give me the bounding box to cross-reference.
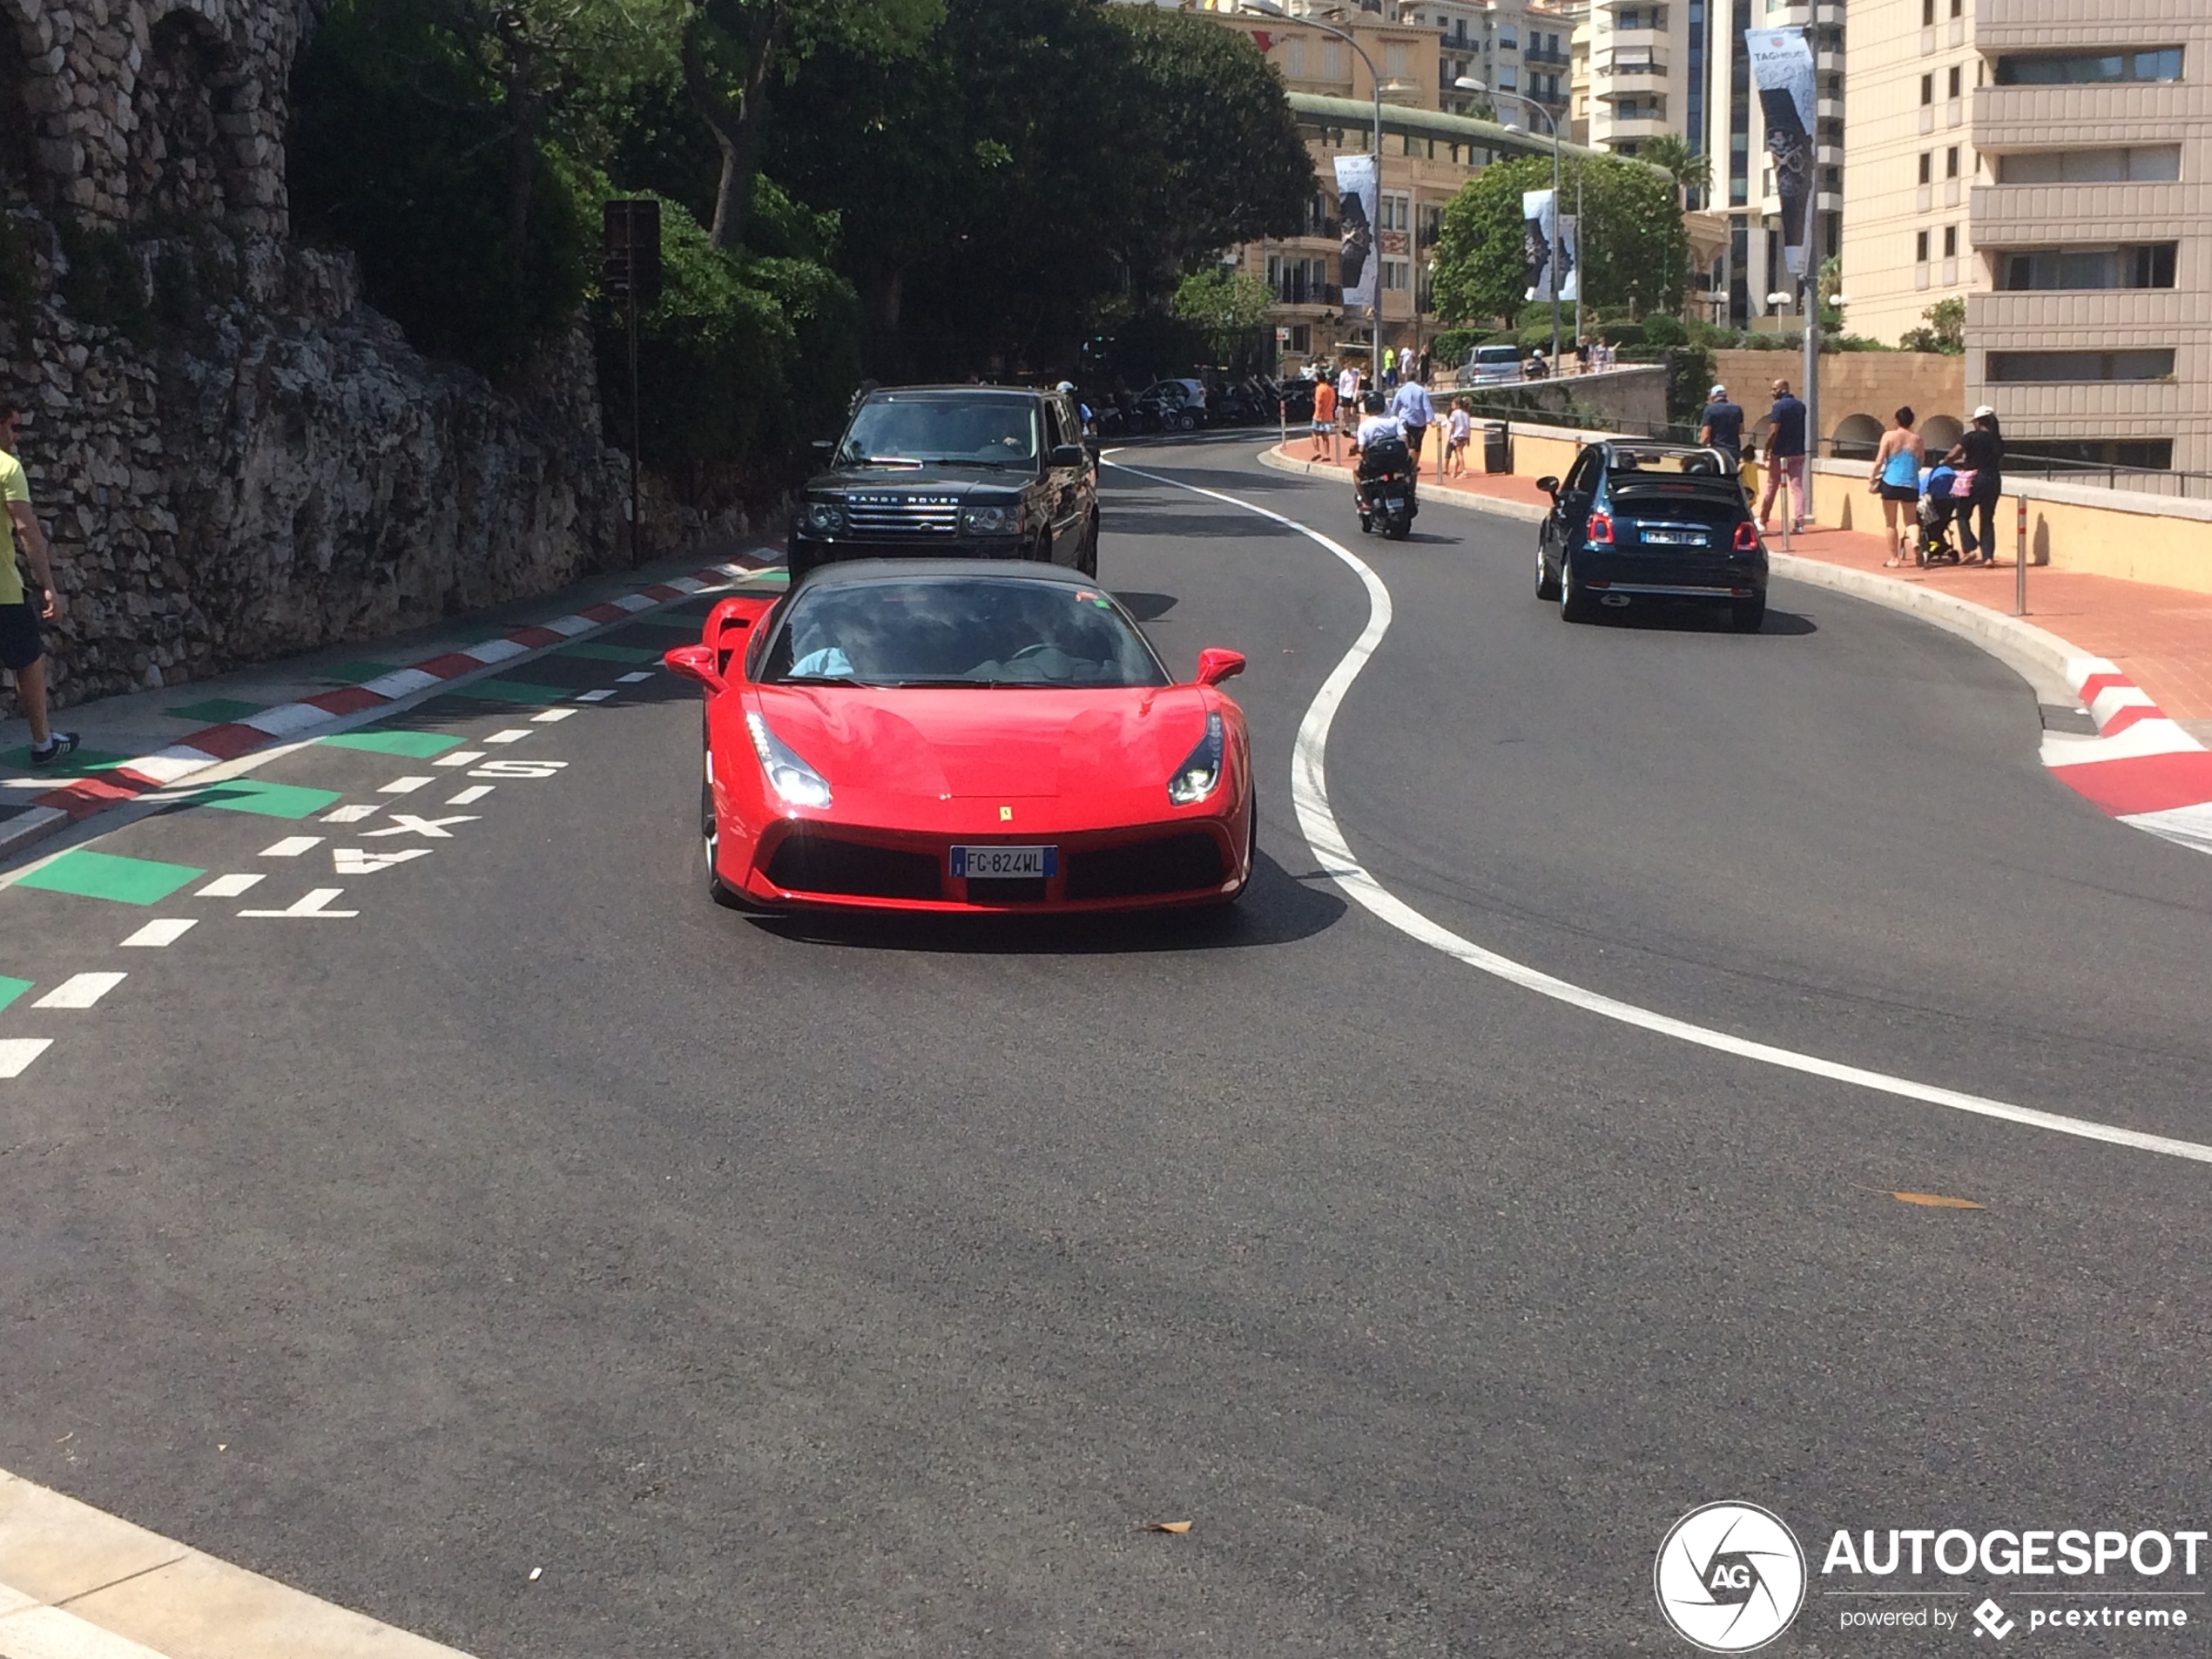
[1556,214,1580,304]
[1746,27,1817,279]
[1521,187,1556,302]
[1334,154,1379,308]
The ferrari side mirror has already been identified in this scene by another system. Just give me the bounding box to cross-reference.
[662,644,725,691]
[1196,648,1246,687]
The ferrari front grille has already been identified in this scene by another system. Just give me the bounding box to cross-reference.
[1062,833,1226,900]
[765,833,942,900]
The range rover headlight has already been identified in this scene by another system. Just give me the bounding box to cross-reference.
[960,501,1025,535]
[800,502,844,535]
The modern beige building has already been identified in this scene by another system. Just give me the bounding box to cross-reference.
[1965,0,2208,473]
[1838,0,1984,355]
[1196,1,1581,373]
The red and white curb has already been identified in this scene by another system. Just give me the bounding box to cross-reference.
[0,557,768,855]
[2042,657,2212,857]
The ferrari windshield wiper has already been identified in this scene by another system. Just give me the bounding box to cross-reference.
[780,673,876,687]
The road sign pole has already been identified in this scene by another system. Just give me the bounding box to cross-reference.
[627,280,641,570]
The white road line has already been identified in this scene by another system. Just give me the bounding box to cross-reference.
[1110,459,2212,1170]
[0,1039,52,1077]
[258,836,323,858]
[239,889,358,920]
[531,708,577,723]
[446,786,494,806]
[32,973,125,1009]
[321,804,379,823]
[120,920,197,948]
[194,873,265,897]
[574,689,616,702]
[332,847,432,874]
[434,751,488,767]
[617,671,653,684]
[483,729,531,744]
[379,776,435,794]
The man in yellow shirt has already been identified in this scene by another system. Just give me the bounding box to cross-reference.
[0,401,75,764]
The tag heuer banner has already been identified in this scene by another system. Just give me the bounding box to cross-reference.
[1334,153,1378,308]
[1746,27,1817,278]
[1521,191,1578,304]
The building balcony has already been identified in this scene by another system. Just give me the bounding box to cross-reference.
[1602,57,1668,77]
[1271,280,1345,308]
[1969,179,2185,244]
[1525,47,1571,66]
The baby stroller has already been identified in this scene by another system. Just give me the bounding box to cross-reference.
[1915,465,1971,567]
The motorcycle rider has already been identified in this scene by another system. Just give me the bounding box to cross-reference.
[1352,391,1402,459]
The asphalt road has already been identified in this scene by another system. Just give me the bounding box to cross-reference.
[3,435,2211,1656]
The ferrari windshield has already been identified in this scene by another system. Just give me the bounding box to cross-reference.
[837,396,1039,467]
[764,577,1169,689]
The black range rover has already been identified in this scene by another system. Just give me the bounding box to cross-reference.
[789,386,1100,583]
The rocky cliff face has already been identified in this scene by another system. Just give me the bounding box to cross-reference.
[0,0,634,704]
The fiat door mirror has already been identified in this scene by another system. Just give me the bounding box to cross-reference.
[1195,648,1246,686]
[1536,475,1561,496]
[662,644,725,692]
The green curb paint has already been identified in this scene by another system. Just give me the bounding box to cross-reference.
[188,779,346,819]
[320,731,463,758]
[450,678,570,705]
[0,746,129,778]
[0,975,30,1012]
[18,849,205,906]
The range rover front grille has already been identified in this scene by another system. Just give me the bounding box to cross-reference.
[840,494,961,536]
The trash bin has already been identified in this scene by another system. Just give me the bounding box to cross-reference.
[1482,421,1511,474]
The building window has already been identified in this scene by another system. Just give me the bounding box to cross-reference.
[1500,26,1518,49]
[1288,324,1312,354]
[1920,73,1934,104]
[1949,0,1961,14]
[1995,244,2179,290]
[1381,257,1412,292]
[1946,65,1962,98]
[1382,192,1411,233]
[1324,41,1344,79]
[1919,152,1932,184]
[1996,145,2182,183]
[1986,349,2176,383]
[1386,42,1410,80]
[1285,37,1306,79]
[1995,48,2183,84]
[1945,145,1960,178]
[1915,230,1931,261]
[1921,0,1933,23]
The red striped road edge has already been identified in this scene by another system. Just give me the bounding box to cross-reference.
[3,556,766,852]
[2042,656,2212,858]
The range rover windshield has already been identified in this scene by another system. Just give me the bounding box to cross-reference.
[837,396,1041,469]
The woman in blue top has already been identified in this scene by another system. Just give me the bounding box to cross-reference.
[1868,406,1925,568]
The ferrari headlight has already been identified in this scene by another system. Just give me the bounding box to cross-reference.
[1167,711,1225,806]
[800,501,844,535]
[745,711,833,808]
[960,501,1025,535]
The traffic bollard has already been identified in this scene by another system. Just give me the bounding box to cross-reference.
[2015,493,2027,616]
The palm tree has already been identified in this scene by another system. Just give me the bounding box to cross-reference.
[1641,134,1711,210]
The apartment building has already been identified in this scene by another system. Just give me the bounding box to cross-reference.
[1586,0,1703,158]
[1198,0,1571,371]
[1703,0,1846,326]
[1838,0,1982,354]
[1965,0,2208,472]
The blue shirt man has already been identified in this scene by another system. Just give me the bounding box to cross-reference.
[1764,385,1807,457]
[1699,385,1746,459]
[1389,379,1434,476]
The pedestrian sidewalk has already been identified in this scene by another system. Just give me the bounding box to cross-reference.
[1263,440,2212,738]
[0,541,780,863]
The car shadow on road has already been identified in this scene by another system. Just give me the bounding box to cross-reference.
[1585,602,1818,636]
[745,846,1347,954]
[1112,591,1178,622]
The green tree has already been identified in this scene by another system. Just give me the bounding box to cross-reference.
[1639,133,1710,209]
[678,0,941,250]
[1433,152,1688,328]
[1171,268,1275,361]
[1899,294,1966,354]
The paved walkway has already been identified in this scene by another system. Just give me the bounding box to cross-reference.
[1266,439,2212,733]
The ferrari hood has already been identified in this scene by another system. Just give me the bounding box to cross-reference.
[749,685,1215,800]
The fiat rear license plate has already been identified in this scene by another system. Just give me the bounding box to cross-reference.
[1642,528,1706,545]
[952,845,1057,879]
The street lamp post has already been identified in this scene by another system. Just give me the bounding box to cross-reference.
[1251,1,1383,395]
[1457,77,1561,370]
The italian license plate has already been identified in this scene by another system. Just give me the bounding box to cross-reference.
[1642,529,1706,545]
[952,845,1057,880]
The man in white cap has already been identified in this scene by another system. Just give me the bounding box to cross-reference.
[1699,384,1745,463]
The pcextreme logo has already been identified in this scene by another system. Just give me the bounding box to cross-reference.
[1655,1502,1809,1653]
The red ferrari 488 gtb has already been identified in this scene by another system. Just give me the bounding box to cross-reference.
[663,560,1254,914]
